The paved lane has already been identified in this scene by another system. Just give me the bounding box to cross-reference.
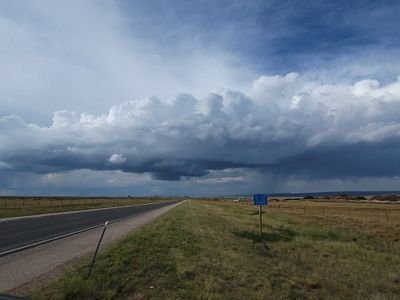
[0,201,178,255]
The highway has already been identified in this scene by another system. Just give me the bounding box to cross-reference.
[0,201,179,256]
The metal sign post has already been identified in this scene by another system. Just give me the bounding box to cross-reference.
[259,205,263,235]
[253,194,268,238]
[88,220,109,277]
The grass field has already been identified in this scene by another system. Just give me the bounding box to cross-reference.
[0,197,175,218]
[27,199,400,299]
[229,198,400,224]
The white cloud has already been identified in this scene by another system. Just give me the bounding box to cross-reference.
[0,161,12,170]
[0,1,252,123]
[108,154,127,164]
[1,73,400,192]
[1,1,400,195]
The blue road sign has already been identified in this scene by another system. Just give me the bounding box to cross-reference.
[253,194,268,206]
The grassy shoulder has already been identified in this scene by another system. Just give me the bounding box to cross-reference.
[29,200,400,299]
[0,198,174,218]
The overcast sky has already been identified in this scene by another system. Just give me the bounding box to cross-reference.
[1,0,400,196]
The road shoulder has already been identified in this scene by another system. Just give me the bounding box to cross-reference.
[0,201,182,293]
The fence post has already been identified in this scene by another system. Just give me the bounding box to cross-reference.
[322,208,325,216]
[385,210,389,223]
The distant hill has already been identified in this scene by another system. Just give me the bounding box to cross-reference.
[228,191,400,198]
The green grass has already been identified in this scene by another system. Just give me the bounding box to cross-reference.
[28,200,400,299]
[0,197,174,218]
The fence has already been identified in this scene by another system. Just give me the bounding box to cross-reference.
[0,198,124,208]
[268,203,400,223]
[217,199,400,224]
[0,197,171,209]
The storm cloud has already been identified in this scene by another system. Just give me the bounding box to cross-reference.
[1,73,400,187]
[1,1,400,195]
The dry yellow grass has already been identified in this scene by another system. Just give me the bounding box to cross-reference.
[213,198,400,224]
[29,200,400,299]
[0,197,175,218]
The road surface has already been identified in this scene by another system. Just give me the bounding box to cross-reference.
[0,201,183,293]
[0,201,178,256]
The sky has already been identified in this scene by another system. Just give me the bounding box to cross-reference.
[1,0,400,196]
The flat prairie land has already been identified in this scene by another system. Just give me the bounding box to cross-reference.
[0,197,174,218]
[228,198,400,224]
[27,199,400,300]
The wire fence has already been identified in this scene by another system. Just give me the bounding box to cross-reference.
[0,198,130,208]
[0,197,172,209]
[216,199,400,224]
[268,204,400,223]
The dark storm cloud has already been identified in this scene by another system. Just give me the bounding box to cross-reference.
[1,74,400,184]
[4,147,265,181]
[267,142,400,179]
[119,0,400,73]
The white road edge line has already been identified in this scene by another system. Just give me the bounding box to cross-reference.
[0,201,181,257]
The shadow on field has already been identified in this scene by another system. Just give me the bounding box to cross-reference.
[247,210,260,215]
[247,210,270,216]
[232,227,296,244]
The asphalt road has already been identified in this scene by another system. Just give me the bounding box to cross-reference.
[0,201,178,255]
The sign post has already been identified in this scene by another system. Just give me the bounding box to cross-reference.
[253,194,268,237]
[259,205,263,235]
[88,220,109,277]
